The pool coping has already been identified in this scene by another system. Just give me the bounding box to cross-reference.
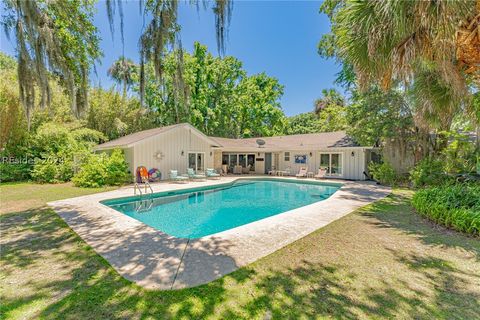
[48,176,391,290]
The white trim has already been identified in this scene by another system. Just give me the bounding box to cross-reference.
[188,151,205,171]
[319,152,344,177]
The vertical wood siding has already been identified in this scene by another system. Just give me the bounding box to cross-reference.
[132,126,214,179]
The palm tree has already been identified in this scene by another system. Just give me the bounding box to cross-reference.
[323,0,479,132]
[330,0,479,91]
[314,89,345,114]
[107,57,137,99]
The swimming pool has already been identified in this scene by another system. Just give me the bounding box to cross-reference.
[102,179,341,239]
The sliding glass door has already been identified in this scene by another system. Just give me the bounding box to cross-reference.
[188,152,204,171]
[319,153,343,176]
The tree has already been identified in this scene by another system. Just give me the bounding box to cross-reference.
[314,88,345,114]
[322,0,478,90]
[286,112,322,135]
[2,0,101,128]
[136,42,286,138]
[107,57,138,99]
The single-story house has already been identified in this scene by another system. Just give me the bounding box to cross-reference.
[94,123,377,180]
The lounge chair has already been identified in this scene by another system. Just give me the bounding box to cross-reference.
[242,165,251,174]
[169,170,189,183]
[295,167,308,178]
[206,168,221,179]
[314,168,327,179]
[187,168,206,180]
[233,165,243,174]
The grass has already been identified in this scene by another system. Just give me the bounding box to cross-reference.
[1,183,479,319]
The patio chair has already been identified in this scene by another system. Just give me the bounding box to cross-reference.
[187,168,207,180]
[242,165,251,174]
[206,168,221,179]
[233,165,243,174]
[314,168,327,179]
[169,170,189,183]
[295,167,308,178]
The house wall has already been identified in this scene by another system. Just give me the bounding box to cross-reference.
[132,126,214,180]
[220,148,367,180]
[213,150,223,171]
[275,148,367,180]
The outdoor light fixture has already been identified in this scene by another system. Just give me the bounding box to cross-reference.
[181,150,184,156]
[309,152,312,157]
[351,151,355,157]
[210,151,212,156]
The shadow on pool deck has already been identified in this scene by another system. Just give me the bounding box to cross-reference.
[51,203,239,290]
[2,190,480,319]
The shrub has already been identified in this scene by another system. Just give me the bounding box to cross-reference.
[409,158,451,188]
[368,161,398,186]
[0,162,32,182]
[31,159,58,183]
[104,149,131,186]
[412,183,480,236]
[72,149,130,188]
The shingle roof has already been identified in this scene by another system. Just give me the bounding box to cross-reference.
[95,123,362,151]
[211,131,361,151]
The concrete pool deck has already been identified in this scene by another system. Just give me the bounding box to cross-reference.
[48,176,391,290]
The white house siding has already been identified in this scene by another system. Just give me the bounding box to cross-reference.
[123,147,135,178]
[132,126,214,180]
[255,152,265,174]
[276,148,367,180]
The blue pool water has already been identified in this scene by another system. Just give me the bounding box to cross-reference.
[103,179,340,239]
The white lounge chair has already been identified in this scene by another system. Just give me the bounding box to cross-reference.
[233,165,243,174]
[295,167,308,178]
[169,170,189,183]
[206,168,221,179]
[242,165,251,174]
[187,168,206,180]
[314,168,327,179]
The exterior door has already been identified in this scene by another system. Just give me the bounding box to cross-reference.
[188,152,204,171]
[264,153,272,174]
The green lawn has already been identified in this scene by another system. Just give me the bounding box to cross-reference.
[1,183,479,319]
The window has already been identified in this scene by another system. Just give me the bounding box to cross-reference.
[319,153,343,176]
[222,153,256,172]
[188,152,204,171]
[284,152,290,161]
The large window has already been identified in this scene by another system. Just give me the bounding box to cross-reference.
[319,153,343,176]
[222,153,256,172]
[188,152,204,171]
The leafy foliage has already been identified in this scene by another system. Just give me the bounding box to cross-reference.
[409,158,449,189]
[2,0,101,127]
[72,149,130,188]
[108,57,138,98]
[368,162,399,186]
[412,184,480,235]
[28,123,102,183]
[286,88,347,135]
[346,88,414,146]
[286,112,322,135]
[86,88,151,140]
[139,42,287,138]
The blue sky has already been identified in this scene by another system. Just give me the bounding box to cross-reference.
[0,1,342,116]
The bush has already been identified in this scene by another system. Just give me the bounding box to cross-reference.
[412,183,480,236]
[72,149,130,188]
[104,149,131,186]
[368,161,398,186]
[409,158,451,188]
[0,162,32,182]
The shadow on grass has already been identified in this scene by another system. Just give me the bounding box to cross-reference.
[358,191,480,259]
[2,192,480,319]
